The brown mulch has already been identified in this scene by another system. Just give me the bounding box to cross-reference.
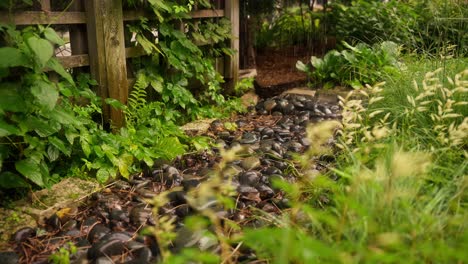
[255,47,311,88]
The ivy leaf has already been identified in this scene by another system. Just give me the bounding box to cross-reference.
[43,27,65,46]
[27,36,54,68]
[0,47,29,68]
[31,80,59,110]
[0,118,20,137]
[15,159,44,187]
[46,58,74,84]
[49,136,71,156]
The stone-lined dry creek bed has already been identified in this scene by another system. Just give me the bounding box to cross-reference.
[1,90,344,264]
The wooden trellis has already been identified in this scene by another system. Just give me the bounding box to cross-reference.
[0,0,239,127]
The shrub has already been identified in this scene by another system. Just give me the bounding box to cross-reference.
[296,41,401,88]
[332,0,468,56]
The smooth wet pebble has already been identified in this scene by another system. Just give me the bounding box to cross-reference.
[240,157,261,170]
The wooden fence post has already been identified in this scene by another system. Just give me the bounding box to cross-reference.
[85,0,128,128]
[225,0,239,91]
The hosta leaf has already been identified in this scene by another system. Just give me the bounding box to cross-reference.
[0,47,29,68]
[43,27,65,46]
[49,136,71,156]
[296,60,309,72]
[310,56,323,68]
[27,36,54,68]
[0,172,30,188]
[31,80,59,110]
[15,159,44,186]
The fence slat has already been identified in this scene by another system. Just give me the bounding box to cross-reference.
[3,0,240,126]
[56,55,90,68]
[224,0,239,89]
[0,11,86,25]
[122,9,225,21]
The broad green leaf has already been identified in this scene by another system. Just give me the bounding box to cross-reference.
[151,79,164,93]
[46,58,74,84]
[0,47,29,68]
[49,136,71,156]
[15,159,44,186]
[105,98,126,110]
[65,129,79,144]
[310,56,323,68]
[43,27,65,46]
[116,153,133,179]
[27,36,54,67]
[0,118,20,136]
[47,145,60,162]
[0,172,30,188]
[295,61,309,72]
[0,83,27,112]
[25,116,61,137]
[81,140,91,158]
[96,168,111,183]
[49,108,78,125]
[31,80,59,110]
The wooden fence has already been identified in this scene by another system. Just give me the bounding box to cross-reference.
[0,0,239,127]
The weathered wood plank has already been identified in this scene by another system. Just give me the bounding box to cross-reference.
[56,55,90,68]
[85,0,128,128]
[69,0,88,55]
[0,11,86,25]
[224,0,239,89]
[39,0,51,11]
[122,9,225,21]
[190,9,225,18]
[125,46,146,58]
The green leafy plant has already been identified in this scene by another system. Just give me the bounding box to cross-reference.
[255,7,329,49]
[234,77,254,96]
[331,0,468,56]
[49,242,77,264]
[0,24,88,188]
[297,41,401,88]
[241,64,468,263]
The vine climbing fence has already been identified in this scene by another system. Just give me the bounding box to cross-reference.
[0,0,239,127]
